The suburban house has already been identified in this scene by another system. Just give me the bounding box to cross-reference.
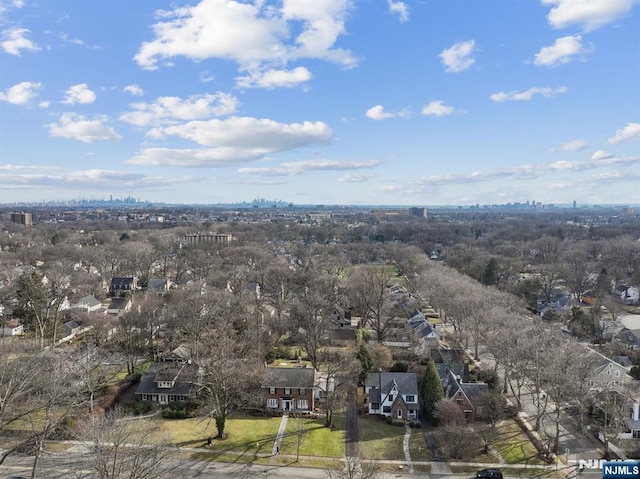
[615,285,639,304]
[588,347,633,387]
[109,276,137,296]
[74,295,103,313]
[620,396,640,439]
[135,361,199,405]
[441,369,488,421]
[162,343,193,363]
[330,306,353,328]
[432,348,470,382]
[0,319,24,337]
[616,328,640,349]
[106,297,132,315]
[364,372,420,421]
[262,366,316,413]
[147,278,170,295]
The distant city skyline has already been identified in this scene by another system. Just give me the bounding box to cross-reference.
[1,1,639,206]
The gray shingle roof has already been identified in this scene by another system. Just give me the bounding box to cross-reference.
[365,372,418,396]
[262,367,316,388]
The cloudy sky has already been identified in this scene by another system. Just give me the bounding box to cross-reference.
[1,0,639,206]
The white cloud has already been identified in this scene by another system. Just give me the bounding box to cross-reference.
[236,66,312,89]
[62,84,96,104]
[607,122,640,144]
[123,84,144,96]
[490,86,568,102]
[47,113,122,143]
[126,147,263,167]
[421,100,455,117]
[592,150,613,161]
[366,105,393,120]
[239,159,380,176]
[439,40,476,73]
[127,117,333,167]
[365,105,409,121]
[158,116,332,150]
[550,139,588,152]
[388,0,409,22]
[338,172,374,182]
[0,81,42,105]
[534,35,590,67]
[542,0,636,31]
[0,27,39,55]
[120,93,239,127]
[134,0,356,88]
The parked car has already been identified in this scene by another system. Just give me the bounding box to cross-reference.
[476,469,503,479]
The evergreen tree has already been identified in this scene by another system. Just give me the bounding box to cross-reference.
[421,359,444,420]
[355,342,374,386]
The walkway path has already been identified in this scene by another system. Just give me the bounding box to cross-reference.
[345,388,359,458]
[270,411,289,465]
[402,424,414,473]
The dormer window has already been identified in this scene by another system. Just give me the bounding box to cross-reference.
[285,387,291,395]
[157,380,174,388]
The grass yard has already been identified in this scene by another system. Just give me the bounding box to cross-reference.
[358,415,406,461]
[280,414,346,458]
[494,420,545,465]
[153,414,281,454]
[408,425,429,462]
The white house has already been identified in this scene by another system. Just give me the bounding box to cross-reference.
[74,295,103,313]
[620,286,639,304]
[620,396,640,439]
[364,372,420,421]
[1,319,24,337]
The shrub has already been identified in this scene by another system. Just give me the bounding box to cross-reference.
[390,362,409,372]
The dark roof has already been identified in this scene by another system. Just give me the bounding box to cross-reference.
[110,277,135,287]
[262,367,316,388]
[364,372,419,396]
[134,362,198,397]
[460,382,489,400]
[108,297,129,309]
[147,278,168,292]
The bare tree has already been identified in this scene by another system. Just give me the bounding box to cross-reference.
[76,407,174,479]
[347,265,396,342]
[326,455,379,479]
[194,316,263,439]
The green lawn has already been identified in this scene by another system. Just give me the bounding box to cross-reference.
[408,425,429,462]
[358,415,406,461]
[154,414,281,453]
[494,420,545,465]
[280,414,346,458]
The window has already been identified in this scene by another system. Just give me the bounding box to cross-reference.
[299,388,305,394]
[456,399,464,406]
[406,395,415,403]
[388,394,394,402]
[298,399,308,410]
[371,402,380,410]
[397,409,403,419]
[383,406,391,414]
[615,370,620,377]
[267,398,278,408]
[269,387,276,394]
[285,387,291,395]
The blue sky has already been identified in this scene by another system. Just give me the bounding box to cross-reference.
[1,0,639,206]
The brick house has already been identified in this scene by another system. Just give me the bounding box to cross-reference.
[262,367,316,413]
[364,372,420,421]
[441,369,488,420]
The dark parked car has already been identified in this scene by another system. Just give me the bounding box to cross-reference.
[476,469,503,479]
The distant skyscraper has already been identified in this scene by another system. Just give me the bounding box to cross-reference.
[408,207,427,219]
[573,200,577,209]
